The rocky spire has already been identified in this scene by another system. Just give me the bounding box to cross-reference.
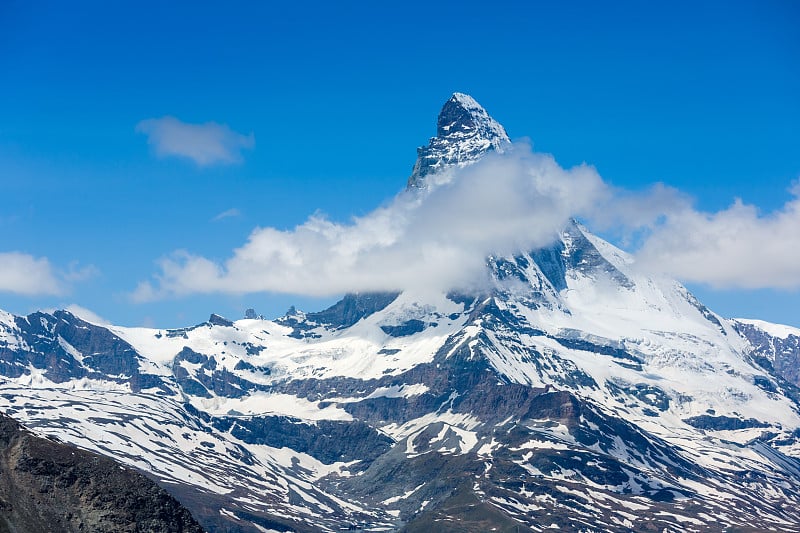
[407,92,510,189]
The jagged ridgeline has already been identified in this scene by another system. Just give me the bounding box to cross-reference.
[2,94,800,532]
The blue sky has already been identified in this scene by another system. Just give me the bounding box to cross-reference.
[1,1,798,327]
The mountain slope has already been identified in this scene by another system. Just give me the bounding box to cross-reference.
[1,94,800,532]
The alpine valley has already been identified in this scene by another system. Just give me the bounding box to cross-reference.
[2,94,800,533]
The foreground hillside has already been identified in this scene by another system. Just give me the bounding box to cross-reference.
[0,412,203,533]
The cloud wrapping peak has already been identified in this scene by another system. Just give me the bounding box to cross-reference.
[136,116,254,166]
[133,144,608,301]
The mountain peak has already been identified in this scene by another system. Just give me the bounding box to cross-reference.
[438,92,504,136]
[408,93,510,189]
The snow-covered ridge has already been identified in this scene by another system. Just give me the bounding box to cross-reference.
[449,92,485,111]
[735,318,800,339]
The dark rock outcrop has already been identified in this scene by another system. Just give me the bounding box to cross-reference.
[684,414,770,431]
[277,292,400,336]
[735,320,800,387]
[307,292,400,329]
[212,415,393,465]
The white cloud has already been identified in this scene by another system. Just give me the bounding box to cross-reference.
[212,208,242,222]
[132,142,800,301]
[0,252,64,296]
[636,183,800,289]
[136,116,254,166]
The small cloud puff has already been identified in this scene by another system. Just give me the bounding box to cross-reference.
[136,116,254,166]
[0,253,99,297]
[0,252,64,296]
[62,261,100,283]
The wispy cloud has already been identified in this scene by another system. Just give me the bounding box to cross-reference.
[64,304,110,325]
[62,261,100,283]
[132,142,800,302]
[0,252,64,296]
[136,116,254,166]
[212,208,242,222]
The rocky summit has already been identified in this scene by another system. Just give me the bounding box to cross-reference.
[2,94,800,532]
[407,92,509,189]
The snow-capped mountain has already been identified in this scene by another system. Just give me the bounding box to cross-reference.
[2,94,800,532]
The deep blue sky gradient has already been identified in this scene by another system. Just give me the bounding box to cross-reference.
[1,1,798,327]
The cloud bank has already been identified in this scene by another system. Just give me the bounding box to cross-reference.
[637,183,800,289]
[133,143,800,301]
[136,116,254,166]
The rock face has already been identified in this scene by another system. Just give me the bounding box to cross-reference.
[0,412,204,533]
[733,318,800,387]
[1,94,800,532]
[407,92,509,188]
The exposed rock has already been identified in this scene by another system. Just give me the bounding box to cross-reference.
[380,319,428,337]
[306,292,400,329]
[212,415,393,465]
[208,314,234,328]
[684,415,770,431]
[734,319,800,387]
[0,311,168,393]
